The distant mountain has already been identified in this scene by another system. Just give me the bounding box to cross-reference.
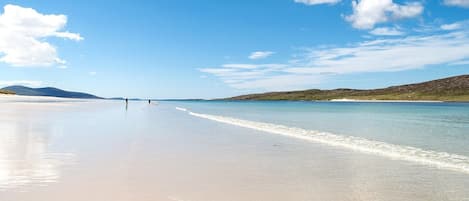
[1,85,102,99]
[224,75,469,102]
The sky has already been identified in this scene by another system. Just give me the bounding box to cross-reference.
[0,0,468,99]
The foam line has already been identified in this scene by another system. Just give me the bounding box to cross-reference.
[177,107,469,174]
[175,107,188,112]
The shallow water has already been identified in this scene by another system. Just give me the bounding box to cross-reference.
[172,101,469,156]
[0,99,469,201]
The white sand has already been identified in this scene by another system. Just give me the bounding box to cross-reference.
[1,101,468,201]
[0,94,100,107]
[0,94,101,102]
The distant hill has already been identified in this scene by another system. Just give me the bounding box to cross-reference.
[1,85,102,99]
[224,75,469,102]
[0,89,15,95]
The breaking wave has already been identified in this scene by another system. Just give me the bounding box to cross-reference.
[177,107,469,174]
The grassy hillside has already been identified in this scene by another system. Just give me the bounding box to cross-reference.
[0,89,15,95]
[225,75,469,102]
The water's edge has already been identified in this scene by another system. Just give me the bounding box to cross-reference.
[176,107,469,175]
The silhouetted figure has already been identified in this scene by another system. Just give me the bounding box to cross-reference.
[125,98,128,110]
[148,99,151,104]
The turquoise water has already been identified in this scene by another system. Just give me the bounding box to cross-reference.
[169,101,469,156]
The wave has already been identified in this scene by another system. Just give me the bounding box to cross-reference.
[177,107,469,174]
[175,107,188,112]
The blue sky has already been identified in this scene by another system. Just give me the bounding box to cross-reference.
[0,0,468,99]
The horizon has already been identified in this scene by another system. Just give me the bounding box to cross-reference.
[0,1,469,99]
[2,74,468,100]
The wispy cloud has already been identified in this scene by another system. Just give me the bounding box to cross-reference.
[89,71,97,76]
[0,4,83,67]
[248,51,275,60]
[449,60,469,66]
[441,20,469,30]
[443,0,469,8]
[0,80,43,87]
[222,63,286,69]
[369,27,405,36]
[200,24,469,91]
[441,23,462,30]
[227,74,322,91]
[286,31,469,74]
[294,0,341,5]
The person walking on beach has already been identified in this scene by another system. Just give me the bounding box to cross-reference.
[148,99,151,104]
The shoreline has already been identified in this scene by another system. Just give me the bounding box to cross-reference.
[329,98,445,103]
[181,107,469,175]
[211,99,458,103]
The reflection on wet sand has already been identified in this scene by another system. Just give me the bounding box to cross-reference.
[0,101,73,190]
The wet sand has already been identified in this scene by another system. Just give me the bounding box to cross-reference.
[0,98,468,201]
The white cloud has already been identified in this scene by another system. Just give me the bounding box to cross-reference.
[222,63,286,69]
[287,32,469,74]
[444,0,469,8]
[0,4,83,67]
[89,71,97,76]
[199,63,290,90]
[441,20,469,30]
[222,64,259,69]
[294,0,341,5]
[0,80,43,87]
[369,27,405,35]
[441,23,462,30]
[200,27,469,91]
[248,51,275,60]
[52,31,83,41]
[228,74,322,91]
[346,0,423,29]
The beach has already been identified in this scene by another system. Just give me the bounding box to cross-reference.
[1,97,469,201]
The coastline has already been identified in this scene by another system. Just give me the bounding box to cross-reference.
[329,98,445,103]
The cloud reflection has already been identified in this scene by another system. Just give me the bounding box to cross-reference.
[0,122,73,190]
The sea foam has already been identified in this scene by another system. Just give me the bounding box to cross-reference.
[177,107,469,174]
[175,107,188,112]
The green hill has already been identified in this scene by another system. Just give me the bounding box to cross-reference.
[224,75,469,102]
[0,89,15,95]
